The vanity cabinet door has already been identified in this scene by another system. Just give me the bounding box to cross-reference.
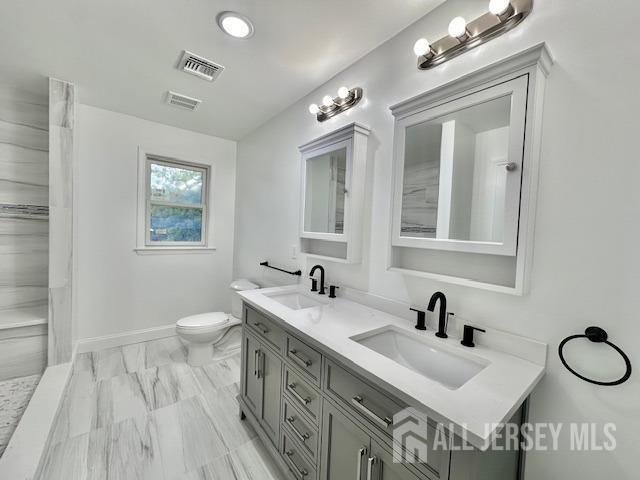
[370,440,425,480]
[261,344,283,446]
[242,333,262,419]
[320,402,371,480]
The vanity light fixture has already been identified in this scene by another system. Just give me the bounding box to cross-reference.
[413,38,434,58]
[413,0,532,70]
[308,86,363,122]
[489,0,515,18]
[448,17,469,41]
[322,95,334,107]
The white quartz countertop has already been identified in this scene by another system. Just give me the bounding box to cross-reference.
[240,285,546,449]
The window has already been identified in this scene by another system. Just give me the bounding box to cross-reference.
[142,155,210,248]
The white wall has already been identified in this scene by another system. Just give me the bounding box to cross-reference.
[77,105,236,340]
[234,0,640,478]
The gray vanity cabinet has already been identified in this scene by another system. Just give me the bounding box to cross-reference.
[242,333,262,416]
[241,330,282,446]
[239,302,523,480]
[320,401,371,480]
[261,344,283,443]
[370,440,423,480]
[320,401,423,480]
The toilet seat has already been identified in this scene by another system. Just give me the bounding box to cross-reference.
[176,312,229,333]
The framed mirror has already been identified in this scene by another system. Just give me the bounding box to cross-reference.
[302,142,350,237]
[391,75,528,256]
[299,123,370,263]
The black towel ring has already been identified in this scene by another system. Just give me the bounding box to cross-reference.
[558,326,632,386]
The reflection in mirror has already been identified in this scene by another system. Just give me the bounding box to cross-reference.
[304,147,347,234]
[401,95,511,243]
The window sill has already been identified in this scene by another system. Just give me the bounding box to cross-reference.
[134,247,217,255]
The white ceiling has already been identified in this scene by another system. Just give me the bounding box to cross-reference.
[0,0,445,140]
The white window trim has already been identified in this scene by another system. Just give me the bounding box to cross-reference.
[136,147,216,254]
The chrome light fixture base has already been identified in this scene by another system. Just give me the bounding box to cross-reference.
[315,87,363,122]
[417,0,533,70]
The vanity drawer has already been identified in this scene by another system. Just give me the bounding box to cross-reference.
[283,398,319,463]
[284,366,321,424]
[281,430,318,480]
[324,360,405,438]
[244,305,285,353]
[286,334,322,386]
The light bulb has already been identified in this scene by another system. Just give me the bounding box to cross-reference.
[337,87,350,99]
[489,0,511,16]
[413,38,431,57]
[448,17,468,39]
[309,104,319,115]
[322,95,334,107]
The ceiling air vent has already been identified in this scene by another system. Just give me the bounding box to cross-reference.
[166,91,202,111]
[178,50,224,82]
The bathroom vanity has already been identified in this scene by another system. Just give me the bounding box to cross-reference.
[237,286,545,480]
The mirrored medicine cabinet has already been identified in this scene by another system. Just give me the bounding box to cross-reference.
[389,43,553,295]
[299,122,371,263]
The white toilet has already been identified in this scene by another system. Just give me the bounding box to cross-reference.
[176,279,259,366]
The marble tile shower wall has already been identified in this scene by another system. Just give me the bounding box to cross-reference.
[0,84,49,382]
[48,78,75,365]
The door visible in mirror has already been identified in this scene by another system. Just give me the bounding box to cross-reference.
[401,95,511,243]
[304,147,347,234]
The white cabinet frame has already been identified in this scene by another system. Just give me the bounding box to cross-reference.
[388,43,554,295]
[299,122,371,264]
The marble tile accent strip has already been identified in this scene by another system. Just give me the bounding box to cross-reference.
[0,204,48,219]
[0,374,41,458]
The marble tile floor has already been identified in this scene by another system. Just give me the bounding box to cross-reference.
[36,336,284,480]
[0,374,41,458]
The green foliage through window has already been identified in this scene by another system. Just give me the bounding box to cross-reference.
[147,160,207,244]
[150,163,203,204]
[150,205,203,242]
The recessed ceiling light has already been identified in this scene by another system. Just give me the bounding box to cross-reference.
[217,11,254,39]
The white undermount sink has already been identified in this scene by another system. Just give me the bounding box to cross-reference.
[351,326,488,390]
[264,291,326,310]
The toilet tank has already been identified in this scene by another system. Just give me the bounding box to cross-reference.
[230,279,260,319]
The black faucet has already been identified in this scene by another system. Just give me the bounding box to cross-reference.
[410,307,427,331]
[309,265,326,295]
[427,292,449,339]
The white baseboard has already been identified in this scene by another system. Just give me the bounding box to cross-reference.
[76,323,177,353]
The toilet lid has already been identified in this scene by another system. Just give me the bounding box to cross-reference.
[177,312,229,329]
